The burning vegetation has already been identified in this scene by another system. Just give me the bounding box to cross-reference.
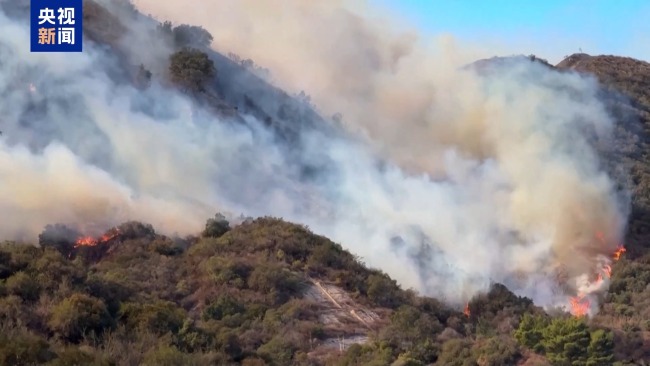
[74,228,121,248]
[567,232,627,317]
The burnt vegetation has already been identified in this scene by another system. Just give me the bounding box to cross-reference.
[1,0,650,365]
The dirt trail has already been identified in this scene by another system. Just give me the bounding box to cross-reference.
[303,278,383,353]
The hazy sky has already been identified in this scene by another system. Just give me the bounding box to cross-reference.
[375,0,650,64]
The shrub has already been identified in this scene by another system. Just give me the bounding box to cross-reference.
[141,345,194,366]
[0,328,55,365]
[472,336,521,366]
[84,276,133,317]
[48,347,111,366]
[6,271,41,302]
[48,293,113,342]
[31,249,85,291]
[205,257,251,288]
[202,295,245,321]
[247,264,302,305]
[119,301,186,335]
[256,336,296,366]
[436,338,476,366]
[175,319,213,353]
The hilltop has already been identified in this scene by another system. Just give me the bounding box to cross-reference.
[0,0,650,365]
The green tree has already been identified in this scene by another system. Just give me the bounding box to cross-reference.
[172,24,213,49]
[202,213,231,238]
[382,305,442,363]
[366,273,403,308]
[515,313,550,353]
[169,48,216,93]
[541,317,590,366]
[586,329,614,366]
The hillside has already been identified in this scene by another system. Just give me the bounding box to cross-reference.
[1,0,650,365]
[2,215,649,365]
[556,54,650,258]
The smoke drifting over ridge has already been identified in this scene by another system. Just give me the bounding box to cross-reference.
[0,0,630,312]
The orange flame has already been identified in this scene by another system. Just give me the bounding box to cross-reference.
[567,235,624,318]
[74,229,120,248]
[75,236,98,247]
[463,303,470,318]
[613,245,626,261]
[569,296,590,317]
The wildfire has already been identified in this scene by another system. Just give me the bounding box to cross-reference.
[613,246,626,261]
[74,229,120,248]
[569,296,590,317]
[568,238,626,317]
[463,303,470,318]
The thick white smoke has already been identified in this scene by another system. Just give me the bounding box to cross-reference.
[0,1,629,312]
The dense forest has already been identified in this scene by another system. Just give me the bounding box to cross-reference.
[1,0,650,365]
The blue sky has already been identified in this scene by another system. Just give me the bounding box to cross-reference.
[375,0,650,64]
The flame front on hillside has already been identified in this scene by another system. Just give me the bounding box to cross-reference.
[568,234,626,317]
[74,228,120,248]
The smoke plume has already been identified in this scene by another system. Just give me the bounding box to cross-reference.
[0,0,629,313]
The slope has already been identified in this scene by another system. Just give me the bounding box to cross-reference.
[556,53,650,257]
